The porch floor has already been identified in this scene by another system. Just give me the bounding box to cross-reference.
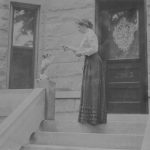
[42,112,148,134]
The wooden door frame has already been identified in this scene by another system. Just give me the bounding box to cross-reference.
[7,1,40,88]
[95,0,148,113]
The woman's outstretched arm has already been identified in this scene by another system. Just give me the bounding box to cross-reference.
[76,32,98,56]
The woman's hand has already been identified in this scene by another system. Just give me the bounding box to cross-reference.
[62,45,77,53]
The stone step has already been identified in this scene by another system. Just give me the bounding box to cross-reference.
[31,131,143,149]
[41,119,146,135]
[40,113,147,134]
[21,144,134,150]
[54,112,148,123]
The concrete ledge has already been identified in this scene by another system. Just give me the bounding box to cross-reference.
[139,92,150,150]
[0,88,45,150]
[142,114,150,150]
[0,89,32,94]
[0,89,32,116]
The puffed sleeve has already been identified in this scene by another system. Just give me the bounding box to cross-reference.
[76,30,98,56]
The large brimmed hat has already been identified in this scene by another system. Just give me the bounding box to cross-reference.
[76,19,93,29]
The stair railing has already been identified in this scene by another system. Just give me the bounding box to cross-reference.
[0,88,45,150]
[35,78,56,120]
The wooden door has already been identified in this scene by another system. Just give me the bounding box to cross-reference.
[96,0,148,113]
[9,2,39,89]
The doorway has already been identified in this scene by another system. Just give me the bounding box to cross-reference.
[9,2,40,89]
[95,0,148,113]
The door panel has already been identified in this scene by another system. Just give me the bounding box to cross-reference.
[96,0,148,113]
[9,47,34,89]
[106,60,144,113]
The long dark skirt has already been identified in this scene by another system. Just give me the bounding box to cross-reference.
[78,53,107,125]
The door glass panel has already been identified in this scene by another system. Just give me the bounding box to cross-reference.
[13,7,35,47]
[101,8,139,60]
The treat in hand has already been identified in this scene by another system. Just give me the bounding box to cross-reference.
[62,45,76,53]
[62,45,69,51]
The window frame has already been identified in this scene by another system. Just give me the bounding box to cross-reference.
[7,1,41,88]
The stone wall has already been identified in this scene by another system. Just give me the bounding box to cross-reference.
[44,0,95,91]
[0,0,9,89]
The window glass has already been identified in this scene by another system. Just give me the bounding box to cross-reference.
[101,9,139,59]
[13,7,35,47]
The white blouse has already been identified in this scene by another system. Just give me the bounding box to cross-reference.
[77,29,98,56]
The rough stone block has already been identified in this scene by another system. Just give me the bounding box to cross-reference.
[51,75,82,91]
[45,0,94,12]
[55,99,74,112]
[47,62,83,78]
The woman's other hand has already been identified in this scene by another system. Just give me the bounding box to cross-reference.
[76,52,82,57]
[62,45,77,53]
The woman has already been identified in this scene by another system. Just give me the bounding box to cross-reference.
[63,19,107,125]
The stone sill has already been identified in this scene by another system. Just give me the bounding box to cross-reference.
[56,91,80,99]
[56,91,150,99]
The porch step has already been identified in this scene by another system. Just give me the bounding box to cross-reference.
[21,113,147,150]
[30,131,143,149]
[41,120,146,134]
[53,112,148,123]
[41,113,147,134]
[21,144,132,150]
